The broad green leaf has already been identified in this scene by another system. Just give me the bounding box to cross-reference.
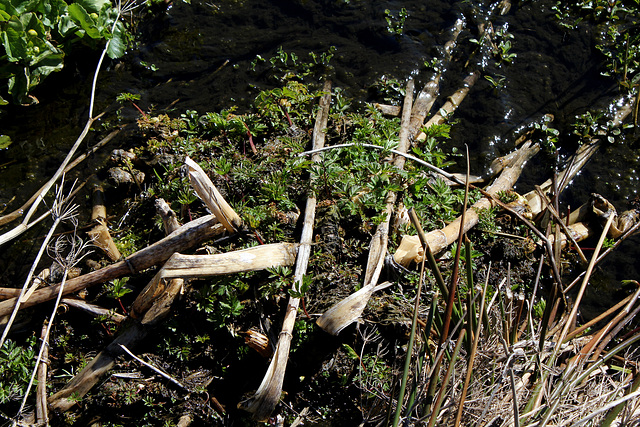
[0,135,12,148]
[57,14,78,37]
[30,53,64,87]
[67,3,100,39]
[9,0,40,15]
[38,0,68,28]
[77,0,109,14]
[106,20,126,59]
[7,65,28,104]
[0,9,11,21]
[1,20,27,62]
[20,12,46,37]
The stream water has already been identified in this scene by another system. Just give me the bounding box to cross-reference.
[1,0,638,304]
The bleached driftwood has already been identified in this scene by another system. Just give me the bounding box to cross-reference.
[240,81,332,421]
[131,243,299,317]
[186,156,242,233]
[48,242,298,412]
[394,140,540,266]
[0,214,226,317]
[87,185,121,262]
[317,79,414,335]
[407,18,464,140]
[416,71,481,141]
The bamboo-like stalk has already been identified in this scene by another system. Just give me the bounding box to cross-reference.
[185,156,242,233]
[415,71,481,142]
[35,319,49,426]
[393,140,540,265]
[0,214,226,317]
[317,79,414,335]
[131,243,298,318]
[61,298,127,323]
[407,18,465,140]
[87,184,122,261]
[239,80,332,421]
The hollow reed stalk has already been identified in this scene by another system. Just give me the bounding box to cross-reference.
[392,252,427,427]
[454,271,489,426]
[426,329,466,427]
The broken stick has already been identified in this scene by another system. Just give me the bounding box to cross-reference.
[240,80,332,421]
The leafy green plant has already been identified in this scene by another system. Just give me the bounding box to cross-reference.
[384,7,408,36]
[485,74,506,90]
[0,337,36,404]
[250,45,336,84]
[0,0,131,105]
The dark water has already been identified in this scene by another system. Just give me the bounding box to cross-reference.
[1,0,638,288]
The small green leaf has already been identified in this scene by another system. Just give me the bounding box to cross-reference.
[76,0,110,14]
[0,135,12,148]
[68,3,101,39]
[106,20,126,59]
[341,344,360,360]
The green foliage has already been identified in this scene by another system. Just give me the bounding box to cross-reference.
[254,80,319,129]
[476,207,499,233]
[533,298,546,318]
[250,45,336,84]
[551,0,640,91]
[0,337,37,403]
[107,277,132,299]
[262,265,292,298]
[494,25,516,64]
[0,0,131,105]
[384,7,408,36]
[288,274,312,299]
[533,115,560,155]
[572,110,626,143]
[485,74,506,90]
[195,275,249,328]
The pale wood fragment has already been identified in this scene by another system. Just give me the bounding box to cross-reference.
[0,214,225,317]
[239,80,332,421]
[87,185,121,261]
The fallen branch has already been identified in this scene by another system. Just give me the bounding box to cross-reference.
[48,243,297,412]
[239,80,332,421]
[317,79,414,335]
[416,71,481,141]
[0,214,226,317]
[87,184,121,262]
[131,243,299,317]
[407,18,465,140]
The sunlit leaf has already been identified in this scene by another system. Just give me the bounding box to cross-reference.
[106,20,126,59]
[68,3,101,39]
[0,135,12,148]
[76,0,110,14]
